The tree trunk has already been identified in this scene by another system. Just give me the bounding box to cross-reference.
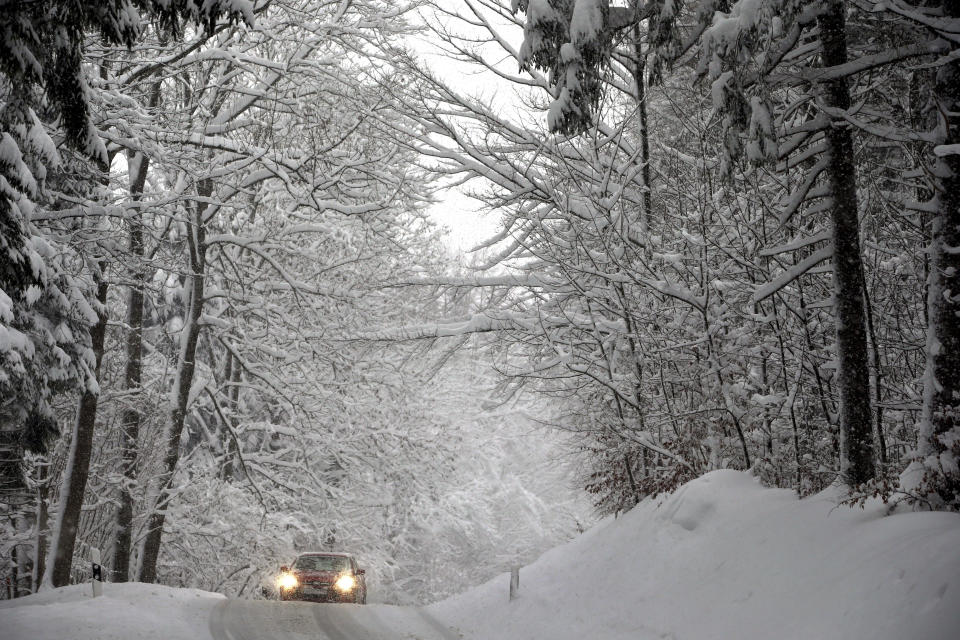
[630,9,651,235]
[917,0,960,508]
[817,0,875,485]
[113,150,151,582]
[32,462,49,592]
[214,350,242,481]
[44,270,109,588]
[139,181,209,583]
[11,544,19,598]
[861,270,887,467]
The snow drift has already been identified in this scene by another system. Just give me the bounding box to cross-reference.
[0,582,224,640]
[430,470,960,640]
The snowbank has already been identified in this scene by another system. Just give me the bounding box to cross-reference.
[1,582,224,640]
[430,470,960,640]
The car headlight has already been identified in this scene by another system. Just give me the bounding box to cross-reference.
[334,574,356,592]
[278,573,298,590]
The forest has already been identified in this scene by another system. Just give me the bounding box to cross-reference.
[1,0,958,606]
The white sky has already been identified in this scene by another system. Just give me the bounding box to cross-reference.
[406,3,525,255]
[429,188,501,254]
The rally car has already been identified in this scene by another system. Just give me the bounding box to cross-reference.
[277,552,367,604]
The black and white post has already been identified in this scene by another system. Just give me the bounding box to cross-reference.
[91,547,103,597]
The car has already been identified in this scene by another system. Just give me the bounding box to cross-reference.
[277,552,367,604]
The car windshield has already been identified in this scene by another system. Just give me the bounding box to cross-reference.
[293,555,350,572]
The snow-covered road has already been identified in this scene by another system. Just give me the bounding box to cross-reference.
[3,583,461,640]
[209,599,459,640]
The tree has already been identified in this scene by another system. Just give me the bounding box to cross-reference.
[512,0,647,134]
[896,0,960,510]
[511,0,877,486]
[371,0,953,510]
[0,0,254,405]
[2,0,253,587]
[93,0,430,583]
[4,0,595,597]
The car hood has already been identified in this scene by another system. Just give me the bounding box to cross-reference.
[294,570,341,581]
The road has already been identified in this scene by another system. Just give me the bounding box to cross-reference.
[208,599,461,640]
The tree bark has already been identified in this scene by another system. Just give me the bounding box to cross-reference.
[113,150,151,582]
[32,462,49,592]
[11,544,19,598]
[44,270,109,587]
[861,270,887,467]
[630,9,651,235]
[817,0,875,485]
[138,180,209,583]
[220,353,242,481]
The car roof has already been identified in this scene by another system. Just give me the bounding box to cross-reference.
[297,551,353,558]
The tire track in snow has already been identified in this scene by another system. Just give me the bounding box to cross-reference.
[208,600,233,640]
[210,599,325,640]
[210,598,461,640]
[312,603,372,640]
[415,608,463,640]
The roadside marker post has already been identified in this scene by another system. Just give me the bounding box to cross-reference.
[91,547,103,598]
[509,567,519,601]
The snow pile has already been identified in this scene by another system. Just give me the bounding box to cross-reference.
[431,470,960,640]
[1,582,224,640]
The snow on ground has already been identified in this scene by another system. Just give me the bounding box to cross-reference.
[1,582,224,640]
[430,470,960,640]
[3,472,958,640]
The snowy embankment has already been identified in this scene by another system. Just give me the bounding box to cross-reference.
[430,470,960,640]
[0,582,224,640]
